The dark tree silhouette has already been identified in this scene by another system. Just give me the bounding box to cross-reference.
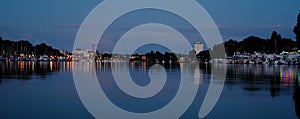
[0,38,62,57]
[222,32,295,56]
[102,52,112,60]
[188,50,196,60]
[294,12,300,48]
[17,40,34,55]
[225,39,240,56]
[241,36,265,53]
[269,31,281,53]
[143,51,178,63]
[211,43,226,58]
[0,37,3,55]
[197,50,210,61]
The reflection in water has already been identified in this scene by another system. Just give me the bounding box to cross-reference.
[225,64,300,118]
[225,64,298,94]
[0,61,73,81]
[194,66,203,85]
[294,76,300,118]
[2,62,298,93]
[280,67,297,87]
[1,62,300,118]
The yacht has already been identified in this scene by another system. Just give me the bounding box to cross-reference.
[38,55,50,61]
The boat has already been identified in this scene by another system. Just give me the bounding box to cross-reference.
[0,56,6,61]
[225,57,233,64]
[17,56,30,61]
[38,55,50,61]
[58,56,67,61]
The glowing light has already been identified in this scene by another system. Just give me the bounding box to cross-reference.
[289,69,292,86]
[298,72,300,86]
[280,68,283,86]
[292,69,295,82]
[50,61,53,71]
[280,68,299,87]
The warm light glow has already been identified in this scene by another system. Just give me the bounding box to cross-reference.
[50,61,53,71]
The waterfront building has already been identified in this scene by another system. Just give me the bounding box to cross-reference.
[72,49,95,61]
[194,42,204,55]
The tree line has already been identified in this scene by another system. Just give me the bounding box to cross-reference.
[199,12,300,58]
[0,37,62,57]
[223,31,295,56]
[199,31,296,59]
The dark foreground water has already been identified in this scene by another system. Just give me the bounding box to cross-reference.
[0,61,299,119]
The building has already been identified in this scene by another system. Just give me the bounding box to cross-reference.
[72,49,95,61]
[194,42,204,55]
[60,49,70,56]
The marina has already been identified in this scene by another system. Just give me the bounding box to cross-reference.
[0,1,299,118]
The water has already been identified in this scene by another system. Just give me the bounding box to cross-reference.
[0,61,298,119]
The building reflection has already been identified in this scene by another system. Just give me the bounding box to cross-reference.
[1,61,300,117]
[0,61,168,82]
[194,66,203,85]
[1,62,299,91]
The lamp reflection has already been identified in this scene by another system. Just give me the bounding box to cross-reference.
[280,67,298,87]
[0,61,73,80]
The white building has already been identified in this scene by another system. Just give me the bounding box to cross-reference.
[194,42,204,55]
[72,49,95,61]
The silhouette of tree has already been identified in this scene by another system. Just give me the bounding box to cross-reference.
[241,36,265,53]
[294,12,300,48]
[211,43,226,58]
[0,37,3,55]
[34,43,61,56]
[222,31,296,56]
[225,39,240,56]
[197,50,210,61]
[269,31,281,53]
[102,52,112,60]
[35,43,49,55]
[17,40,34,55]
[277,38,296,51]
[3,40,14,56]
[0,37,62,57]
[188,50,196,60]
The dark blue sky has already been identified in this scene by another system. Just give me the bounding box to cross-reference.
[0,0,299,52]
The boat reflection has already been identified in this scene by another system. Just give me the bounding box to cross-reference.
[0,62,300,118]
[1,62,299,88]
[0,61,73,81]
[225,64,298,93]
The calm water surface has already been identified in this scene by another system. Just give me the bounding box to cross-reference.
[0,61,299,119]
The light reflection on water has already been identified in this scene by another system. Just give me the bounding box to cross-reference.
[0,62,299,118]
[0,61,72,80]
